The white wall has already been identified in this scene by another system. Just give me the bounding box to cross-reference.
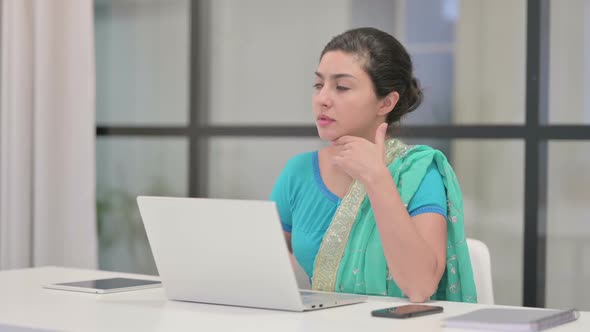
[549,0,587,124]
[95,0,189,126]
[545,0,590,310]
[454,0,590,309]
[94,0,190,274]
[205,0,350,200]
[207,0,351,126]
[453,0,527,305]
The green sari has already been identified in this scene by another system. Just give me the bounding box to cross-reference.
[311,139,477,303]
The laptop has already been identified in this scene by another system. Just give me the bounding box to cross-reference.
[137,196,367,312]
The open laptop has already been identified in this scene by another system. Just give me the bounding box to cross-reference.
[137,196,367,312]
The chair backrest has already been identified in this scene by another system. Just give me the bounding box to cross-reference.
[466,238,494,304]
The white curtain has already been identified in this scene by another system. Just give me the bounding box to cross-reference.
[0,0,97,269]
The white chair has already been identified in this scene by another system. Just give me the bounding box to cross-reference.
[466,238,494,304]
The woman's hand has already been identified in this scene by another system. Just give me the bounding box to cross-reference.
[332,123,389,184]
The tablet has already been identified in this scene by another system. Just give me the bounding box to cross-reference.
[43,277,162,294]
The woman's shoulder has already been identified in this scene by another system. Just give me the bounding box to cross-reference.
[389,142,452,176]
[281,150,316,175]
[399,143,450,161]
[406,143,442,155]
[391,142,447,163]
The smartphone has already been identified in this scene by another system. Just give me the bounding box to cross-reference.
[371,304,443,319]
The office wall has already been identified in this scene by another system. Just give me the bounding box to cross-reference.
[95,0,190,274]
[549,0,589,124]
[453,0,527,306]
[545,0,590,310]
[452,0,590,309]
[95,0,189,126]
[206,0,349,199]
[207,0,351,126]
[0,1,2,129]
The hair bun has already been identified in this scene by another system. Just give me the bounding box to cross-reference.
[406,77,423,113]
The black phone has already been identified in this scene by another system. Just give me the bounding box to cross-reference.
[371,304,443,319]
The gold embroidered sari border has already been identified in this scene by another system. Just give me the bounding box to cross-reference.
[312,139,410,291]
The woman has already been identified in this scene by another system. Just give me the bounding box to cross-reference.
[270,27,476,303]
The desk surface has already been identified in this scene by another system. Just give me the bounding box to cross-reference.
[0,267,587,332]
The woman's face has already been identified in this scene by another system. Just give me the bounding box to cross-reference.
[313,50,388,142]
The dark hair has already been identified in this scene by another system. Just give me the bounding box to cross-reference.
[320,27,423,125]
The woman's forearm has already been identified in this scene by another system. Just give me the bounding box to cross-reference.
[362,166,442,302]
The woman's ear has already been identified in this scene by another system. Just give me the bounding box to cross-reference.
[378,91,400,116]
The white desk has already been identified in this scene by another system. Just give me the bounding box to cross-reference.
[0,267,587,332]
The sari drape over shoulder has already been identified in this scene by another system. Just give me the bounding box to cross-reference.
[311,140,477,303]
